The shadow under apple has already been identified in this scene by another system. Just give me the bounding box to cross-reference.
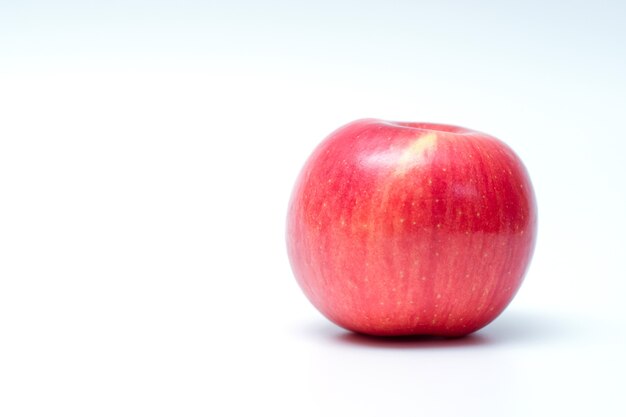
[297,309,580,349]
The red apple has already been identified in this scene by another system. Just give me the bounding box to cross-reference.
[286,119,537,337]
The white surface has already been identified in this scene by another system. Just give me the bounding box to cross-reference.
[1,1,625,416]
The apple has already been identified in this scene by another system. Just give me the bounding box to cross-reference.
[286,119,537,337]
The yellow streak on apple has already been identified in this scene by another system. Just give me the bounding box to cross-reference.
[394,132,438,176]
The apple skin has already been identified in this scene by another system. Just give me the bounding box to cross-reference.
[286,119,537,337]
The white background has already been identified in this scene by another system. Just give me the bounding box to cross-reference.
[1,1,625,416]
